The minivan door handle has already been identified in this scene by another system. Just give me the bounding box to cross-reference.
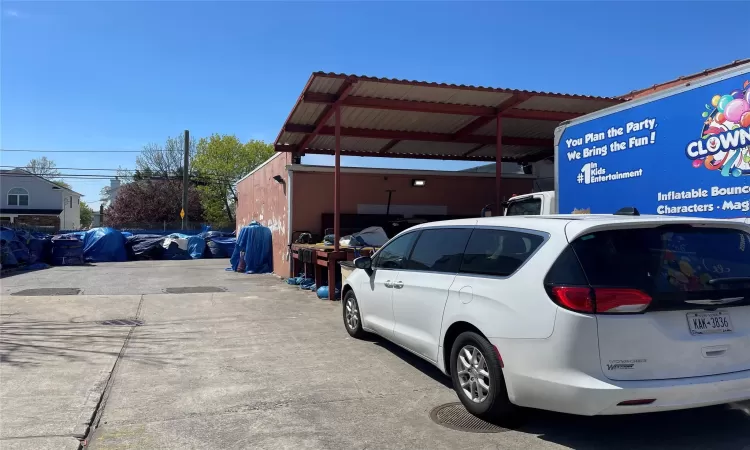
[384,280,393,288]
[393,281,404,289]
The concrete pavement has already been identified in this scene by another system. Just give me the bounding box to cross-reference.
[2,260,749,449]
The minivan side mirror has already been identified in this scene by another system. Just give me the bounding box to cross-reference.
[354,256,372,270]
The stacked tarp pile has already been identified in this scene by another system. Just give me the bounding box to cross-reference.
[125,234,166,260]
[1,228,51,271]
[82,227,127,263]
[50,235,84,266]
[228,222,272,274]
[203,230,236,258]
[15,229,51,265]
[163,233,206,259]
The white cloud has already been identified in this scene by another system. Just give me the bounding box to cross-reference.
[4,9,27,19]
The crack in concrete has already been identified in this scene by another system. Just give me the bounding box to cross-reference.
[78,294,145,449]
[90,387,441,428]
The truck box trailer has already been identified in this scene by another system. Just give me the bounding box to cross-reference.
[505,62,749,224]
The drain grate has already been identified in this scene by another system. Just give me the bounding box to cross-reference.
[100,319,144,326]
[164,286,226,294]
[430,403,509,433]
[12,288,81,296]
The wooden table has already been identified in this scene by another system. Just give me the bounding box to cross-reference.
[290,244,376,300]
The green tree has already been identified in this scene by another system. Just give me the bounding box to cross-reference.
[53,180,72,190]
[193,135,274,226]
[80,201,94,228]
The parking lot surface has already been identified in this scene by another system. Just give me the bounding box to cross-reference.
[1,260,749,449]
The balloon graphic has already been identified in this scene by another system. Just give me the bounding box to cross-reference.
[716,112,726,123]
[724,99,750,123]
[731,90,743,99]
[746,89,750,104]
[711,95,721,107]
[702,111,708,117]
[717,94,734,112]
[731,168,742,177]
[692,159,703,168]
[741,111,750,128]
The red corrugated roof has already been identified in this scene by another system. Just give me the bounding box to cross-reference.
[620,59,750,100]
[274,72,623,162]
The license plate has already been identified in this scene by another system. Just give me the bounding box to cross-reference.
[687,311,733,335]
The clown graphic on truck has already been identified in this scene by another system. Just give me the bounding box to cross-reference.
[504,61,749,223]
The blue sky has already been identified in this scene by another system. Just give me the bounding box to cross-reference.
[1,1,745,207]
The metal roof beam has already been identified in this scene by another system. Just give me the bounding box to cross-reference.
[275,145,511,162]
[378,140,399,154]
[303,92,496,116]
[296,81,355,153]
[301,92,580,121]
[453,93,531,140]
[283,124,552,147]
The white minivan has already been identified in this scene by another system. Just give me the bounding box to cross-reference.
[341,215,750,420]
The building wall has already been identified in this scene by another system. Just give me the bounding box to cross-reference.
[1,174,64,210]
[236,158,536,278]
[60,194,81,230]
[235,153,292,277]
[291,170,534,235]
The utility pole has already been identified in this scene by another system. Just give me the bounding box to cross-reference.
[182,130,189,230]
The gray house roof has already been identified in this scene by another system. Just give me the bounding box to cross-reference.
[0,169,84,197]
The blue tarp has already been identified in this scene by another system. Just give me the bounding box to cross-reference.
[229,222,272,274]
[206,237,236,258]
[83,227,127,262]
[166,233,206,259]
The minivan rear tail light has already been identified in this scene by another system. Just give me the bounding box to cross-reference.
[595,288,652,313]
[549,286,651,314]
[550,287,594,313]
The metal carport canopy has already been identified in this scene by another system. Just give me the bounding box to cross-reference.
[273,71,623,254]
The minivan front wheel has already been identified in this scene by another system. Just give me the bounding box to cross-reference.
[450,331,516,422]
[342,291,367,339]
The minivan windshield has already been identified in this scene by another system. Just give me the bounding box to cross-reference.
[571,226,750,294]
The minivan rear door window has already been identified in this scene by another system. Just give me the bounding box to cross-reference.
[460,229,545,277]
[570,226,750,309]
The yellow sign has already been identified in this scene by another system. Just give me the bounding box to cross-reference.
[180,208,185,219]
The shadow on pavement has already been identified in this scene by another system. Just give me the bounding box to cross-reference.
[363,334,750,448]
[371,338,454,389]
[0,318,196,367]
[520,402,750,449]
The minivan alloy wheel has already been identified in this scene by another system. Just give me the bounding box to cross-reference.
[345,297,359,330]
[457,345,490,403]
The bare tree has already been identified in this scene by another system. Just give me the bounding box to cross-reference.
[135,134,196,179]
[25,157,61,178]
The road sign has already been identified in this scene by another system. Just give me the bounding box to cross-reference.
[180,208,185,219]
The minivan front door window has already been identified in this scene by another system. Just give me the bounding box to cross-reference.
[405,228,472,273]
[374,232,418,270]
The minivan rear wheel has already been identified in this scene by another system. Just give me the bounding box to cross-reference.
[450,331,516,423]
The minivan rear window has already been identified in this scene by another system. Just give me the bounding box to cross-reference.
[570,226,750,294]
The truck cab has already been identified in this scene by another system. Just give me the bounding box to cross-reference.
[504,191,556,216]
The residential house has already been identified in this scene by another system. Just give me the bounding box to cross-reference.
[0,169,82,230]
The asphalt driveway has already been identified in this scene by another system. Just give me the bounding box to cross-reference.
[2,260,749,449]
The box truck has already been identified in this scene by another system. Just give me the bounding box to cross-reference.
[505,62,749,224]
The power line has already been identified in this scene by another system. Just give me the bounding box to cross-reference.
[0,171,237,183]
[0,148,170,153]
